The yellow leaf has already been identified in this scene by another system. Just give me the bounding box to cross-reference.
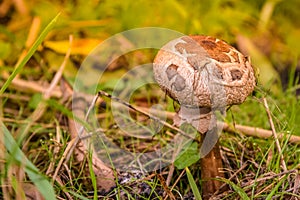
[44,38,103,55]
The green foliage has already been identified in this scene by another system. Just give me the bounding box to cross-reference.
[218,178,250,200]
[265,175,287,200]
[1,122,56,200]
[88,151,98,200]
[174,141,200,169]
[28,93,42,109]
[0,13,60,95]
[0,41,11,59]
[186,167,202,200]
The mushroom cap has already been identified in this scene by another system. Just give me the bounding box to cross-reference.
[153,35,256,108]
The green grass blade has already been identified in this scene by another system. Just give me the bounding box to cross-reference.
[265,175,287,200]
[219,178,250,200]
[0,12,60,95]
[1,121,56,200]
[68,190,90,200]
[185,167,202,200]
[88,151,98,200]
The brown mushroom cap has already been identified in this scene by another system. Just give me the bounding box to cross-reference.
[153,35,256,108]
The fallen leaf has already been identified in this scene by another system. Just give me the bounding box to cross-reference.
[44,38,103,55]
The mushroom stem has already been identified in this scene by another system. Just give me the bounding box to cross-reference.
[173,106,225,199]
[173,106,213,134]
[200,133,225,199]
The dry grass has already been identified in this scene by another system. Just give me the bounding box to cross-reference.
[1,0,300,199]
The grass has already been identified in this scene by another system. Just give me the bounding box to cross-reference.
[1,121,56,200]
[1,0,300,199]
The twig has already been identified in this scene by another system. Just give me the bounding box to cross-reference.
[52,137,77,182]
[169,169,186,193]
[292,174,300,199]
[83,92,300,145]
[157,174,176,200]
[141,106,300,144]
[163,169,186,200]
[52,174,73,199]
[0,73,62,98]
[222,123,300,144]
[262,97,287,172]
[4,75,299,144]
[242,169,296,187]
[166,163,175,187]
[98,90,198,142]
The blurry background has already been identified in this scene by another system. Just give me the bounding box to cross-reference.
[1,0,300,94]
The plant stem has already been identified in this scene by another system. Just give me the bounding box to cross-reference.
[200,139,225,199]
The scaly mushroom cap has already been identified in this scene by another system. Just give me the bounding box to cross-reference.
[153,35,256,108]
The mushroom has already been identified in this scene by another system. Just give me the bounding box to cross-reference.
[153,35,256,199]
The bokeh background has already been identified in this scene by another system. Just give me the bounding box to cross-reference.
[1,0,300,93]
